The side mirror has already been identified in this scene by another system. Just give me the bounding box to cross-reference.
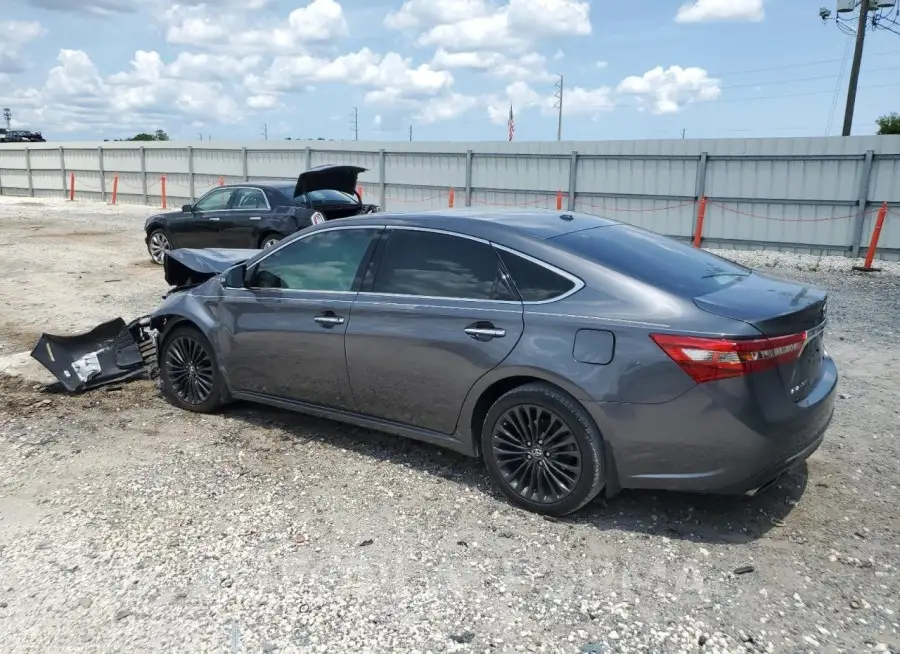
[182,204,193,213]
[224,264,247,288]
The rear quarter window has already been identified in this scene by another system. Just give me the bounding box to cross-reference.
[496,249,576,302]
[552,225,751,297]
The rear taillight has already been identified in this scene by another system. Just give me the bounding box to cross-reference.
[650,332,807,383]
[311,211,326,225]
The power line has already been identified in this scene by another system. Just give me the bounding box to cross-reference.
[704,47,900,78]
[715,64,897,91]
[826,35,854,135]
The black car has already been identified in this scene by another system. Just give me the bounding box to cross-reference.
[143,164,380,264]
[0,128,46,142]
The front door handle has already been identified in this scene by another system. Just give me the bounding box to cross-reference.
[208,217,220,221]
[314,312,345,327]
[465,322,506,340]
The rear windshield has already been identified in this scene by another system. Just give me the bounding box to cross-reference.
[552,225,751,297]
[307,189,359,205]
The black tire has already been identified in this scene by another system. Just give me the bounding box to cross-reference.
[147,228,171,265]
[259,233,282,250]
[481,382,605,516]
[159,325,228,414]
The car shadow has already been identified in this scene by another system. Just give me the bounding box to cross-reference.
[221,401,805,545]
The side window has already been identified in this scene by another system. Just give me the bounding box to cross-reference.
[372,229,515,301]
[195,188,235,211]
[250,228,379,291]
[233,188,268,210]
[497,249,577,302]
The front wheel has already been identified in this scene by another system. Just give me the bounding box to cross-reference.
[147,229,170,265]
[159,326,227,414]
[481,382,605,516]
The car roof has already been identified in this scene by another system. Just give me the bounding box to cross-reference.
[327,208,621,241]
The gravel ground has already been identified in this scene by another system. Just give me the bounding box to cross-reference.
[1,197,899,653]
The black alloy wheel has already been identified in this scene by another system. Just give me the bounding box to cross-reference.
[481,382,605,516]
[491,404,583,504]
[160,326,226,413]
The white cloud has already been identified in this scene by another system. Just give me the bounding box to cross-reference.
[616,65,721,113]
[430,49,552,82]
[251,48,453,98]
[485,79,614,124]
[596,60,609,69]
[675,0,765,23]
[22,0,273,15]
[1,48,244,135]
[246,94,280,109]
[385,0,491,30]
[395,0,591,53]
[0,20,47,74]
[164,0,348,55]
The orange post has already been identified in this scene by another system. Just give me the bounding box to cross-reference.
[356,184,363,199]
[218,176,224,186]
[693,196,707,248]
[111,175,119,205]
[448,188,455,208]
[68,172,75,201]
[556,190,563,210]
[160,175,167,209]
[857,202,888,271]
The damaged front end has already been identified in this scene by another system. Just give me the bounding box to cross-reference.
[30,316,159,393]
[30,247,256,393]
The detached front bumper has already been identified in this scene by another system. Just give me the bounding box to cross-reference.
[30,316,158,392]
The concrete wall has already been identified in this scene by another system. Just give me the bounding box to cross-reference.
[2,136,899,260]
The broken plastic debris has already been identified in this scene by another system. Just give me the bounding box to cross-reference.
[71,351,103,383]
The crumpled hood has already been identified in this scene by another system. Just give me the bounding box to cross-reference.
[164,248,258,288]
[294,164,367,197]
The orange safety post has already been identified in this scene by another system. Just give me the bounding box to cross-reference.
[448,188,455,208]
[854,201,888,272]
[218,176,224,186]
[68,172,75,201]
[556,190,563,210]
[692,196,707,248]
[160,175,167,209]
[356,184,363,199]
[111,175,119,205]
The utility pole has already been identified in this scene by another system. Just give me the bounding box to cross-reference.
[261,123,268,140]
[553,74,564,141]
[350,107,359,141]
[681,128,686,139]
[409,124,412,141]
[842,0,871,136]
[2,108,10,131]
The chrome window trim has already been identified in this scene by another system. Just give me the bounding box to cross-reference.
[192,186,238,213]
[491,242,586,305]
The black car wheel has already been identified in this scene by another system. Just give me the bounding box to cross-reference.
[481,382,605,516]
[147,229,170,265]
[160,326,227,414]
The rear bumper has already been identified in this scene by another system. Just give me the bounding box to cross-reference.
[590,356,838,495]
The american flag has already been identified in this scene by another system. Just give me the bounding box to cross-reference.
[507,104,515,141]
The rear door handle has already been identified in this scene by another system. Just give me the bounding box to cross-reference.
[465,324,506,340]
[208,217,220,221]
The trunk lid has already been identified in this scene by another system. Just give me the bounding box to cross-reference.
[294,164,366,198]
[694,271,828,402]
[164,248,258,288]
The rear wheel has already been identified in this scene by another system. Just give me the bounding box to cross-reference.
[259,233,282,249]
[159,326,227,414]
[481,382,605,516]
[147,229,170,265]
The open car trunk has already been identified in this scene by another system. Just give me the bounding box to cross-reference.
[293,164,367,198]
[31,248,257,392]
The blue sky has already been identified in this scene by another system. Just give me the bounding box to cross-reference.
[1,0,899,142]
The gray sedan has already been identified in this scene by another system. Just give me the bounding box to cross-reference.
[146,209,837,516]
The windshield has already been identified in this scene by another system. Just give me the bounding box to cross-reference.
[551,224,751,298]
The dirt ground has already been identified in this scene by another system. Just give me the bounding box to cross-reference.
[1,196,899,653]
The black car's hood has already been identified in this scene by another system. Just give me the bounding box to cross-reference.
[164,248,258,288]
[294,164,367,197]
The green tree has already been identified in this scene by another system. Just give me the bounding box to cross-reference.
[127,129,170,141]
[154,129,170,141]
[875,113,900,135]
